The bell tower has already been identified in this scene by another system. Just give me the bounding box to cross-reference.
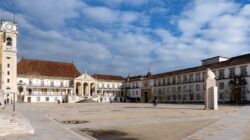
[0,21,18,106]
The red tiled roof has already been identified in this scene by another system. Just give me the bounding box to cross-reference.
[17,58,81,78]
[151,53,250,79]
[92,74,124,81]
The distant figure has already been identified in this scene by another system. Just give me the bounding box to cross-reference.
[100,97,103,103]
[153,96,158,107]
[109,97,112,103]
[57,100,60,104]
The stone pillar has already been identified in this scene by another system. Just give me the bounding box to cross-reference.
[204,68,218,110]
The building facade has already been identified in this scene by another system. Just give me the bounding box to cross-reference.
[74,73,124,103]
[17,59,80,103]
[0,21,18,107]
[124,54,250,104]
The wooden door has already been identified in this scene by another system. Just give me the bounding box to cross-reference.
[27,97,31,103]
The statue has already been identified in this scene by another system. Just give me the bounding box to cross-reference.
[204,68,218,110]
[206,68,215,79]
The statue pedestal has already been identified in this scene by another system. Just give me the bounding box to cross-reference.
[205,79,218,110]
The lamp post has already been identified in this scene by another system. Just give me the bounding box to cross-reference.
[13,92,15,112]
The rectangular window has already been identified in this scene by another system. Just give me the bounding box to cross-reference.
[7,64,10,68]
[163,78,166,85]
[219,69,225,79]
[6,57,11,59]
[51,82,54,87]
[189,74,194,82]
[172,87,176,93]
[196,73,200,82]
[37,97,40,102]
[7,71,10,75]
[189,85,194,92]
[196,84,200,91]
[219,82,224,89]
[177,76,181,84]
[172,77,176,84]
[184,86,187,92]
[196,94,201,100]
[229,68,235,78]
[240,66,247,76]
[46,97,49,102]
[167,78,171,85]
[7,79,10,83]
[178,86,181,92]
[183,75,188,83]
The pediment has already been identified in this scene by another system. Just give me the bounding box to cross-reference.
[75,74,95,81]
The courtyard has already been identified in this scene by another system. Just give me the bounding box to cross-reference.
[13,103,249,140]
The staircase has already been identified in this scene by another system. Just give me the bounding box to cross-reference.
[0,111,34,136]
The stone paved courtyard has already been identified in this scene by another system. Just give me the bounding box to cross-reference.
[1,103,250,140]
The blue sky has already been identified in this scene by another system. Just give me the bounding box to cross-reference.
[0,0,250,76]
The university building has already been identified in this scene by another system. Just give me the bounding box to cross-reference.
[0,20,250,104]
[73,73,124,103]
[124,54,250,104]
[17,58,80,103]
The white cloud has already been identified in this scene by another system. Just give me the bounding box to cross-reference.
[82,6,144,25]
[2,0,250,76]
[14,0,84,27]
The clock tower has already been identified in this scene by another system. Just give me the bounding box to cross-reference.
[0,21,18,107]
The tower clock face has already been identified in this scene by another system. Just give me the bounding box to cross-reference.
[5,23,13,30]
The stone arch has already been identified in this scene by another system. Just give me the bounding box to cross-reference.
[18,86,24,102]
[83,82,88,96]
[90,83,95,96]
[76,82,81,96]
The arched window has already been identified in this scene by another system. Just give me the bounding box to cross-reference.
[6,37,12,46]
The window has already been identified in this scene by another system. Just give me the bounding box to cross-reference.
[167,78,171,85]
[158,79,161,86]
[37,97,40,102]
[196,73,201,82]
[196,84,200,91]
[51,82,54,87]
[154,80,157,86]
[7,64,10,68]
[46,97,49,101]
[162,78,166,85]
[183,75,188,83]
[189,85,194,92]
[6,37,12,46]
[178,86,181,92]
[196,94,201,100]
[219,69,225,79]
[184,86,187,92]
[167,87,170,93]
[202,72,206,81]
[189,74,194,82]
[6,57,11,59]
[240,66,247,76]
[172,87,176,93]
[7,71,10,75]
[7,79,10,83]
[177,76,181,84]
[29,80,32,86]
[219,82,224,89]
[229,68,235,77]
[6,87,10,90]
[172,77,176,84]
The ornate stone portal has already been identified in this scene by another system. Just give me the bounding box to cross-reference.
[204,68,218,110]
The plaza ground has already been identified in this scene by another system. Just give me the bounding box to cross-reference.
[31,103,243,140]
[1,103,250,140]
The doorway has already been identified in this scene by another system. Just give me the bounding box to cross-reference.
[144,92,149,103]
[27,97,31,103]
